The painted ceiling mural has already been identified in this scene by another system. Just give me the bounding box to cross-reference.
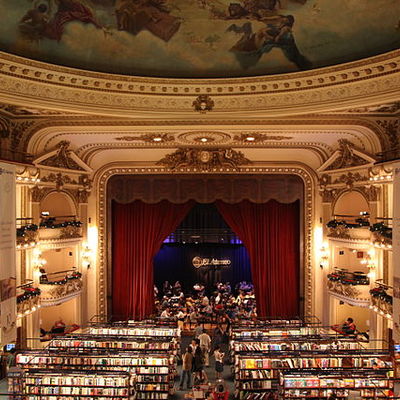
[0,0,399,78]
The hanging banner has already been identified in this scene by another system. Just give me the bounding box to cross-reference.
[0,162,16,347]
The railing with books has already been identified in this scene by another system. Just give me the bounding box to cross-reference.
[47,334,179,353]
[15,323,181,399]
[232,315,321,329]
[235,350,393,399]
[15,351,174,399]
[280,370,394,399]
[18,369,131,399]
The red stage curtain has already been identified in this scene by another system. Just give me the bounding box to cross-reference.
[216,200,300,318]
[112,200,193,320]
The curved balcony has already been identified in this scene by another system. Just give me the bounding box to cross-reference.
[370,221,392,250]
[327,269,370,307]
[16,282,41,319]
[369,281,393,319]
[39,269,82,307]
[38,215,83,249]
[326,216,371,245]
[16,219,39,250]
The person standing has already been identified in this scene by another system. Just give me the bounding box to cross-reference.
[179,346,193,390]
[198,328,211,367]
[193,345,207,384]
[214,345,225,379]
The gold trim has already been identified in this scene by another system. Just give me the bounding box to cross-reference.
[95,164,315,319]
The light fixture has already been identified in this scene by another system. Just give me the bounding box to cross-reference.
[153,137,162,142]
[200,137,208,143]
[245,136,255,142]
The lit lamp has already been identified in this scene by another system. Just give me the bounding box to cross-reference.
[82,243,93,269]
[319,242,329,269]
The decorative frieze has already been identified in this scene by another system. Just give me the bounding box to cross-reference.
[157,148,251,171]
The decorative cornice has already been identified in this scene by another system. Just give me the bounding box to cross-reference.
[115,133,174,143]
[157,148,251,171]
[0,50,399,117]
[233,133,292,142]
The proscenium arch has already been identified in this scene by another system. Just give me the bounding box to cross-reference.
[93,163,316,321]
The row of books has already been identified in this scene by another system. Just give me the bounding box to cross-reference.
[50,338,173,350]
[88,327,179,337]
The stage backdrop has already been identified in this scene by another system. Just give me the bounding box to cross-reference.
[154,243,252,293]
[110,175,303,320]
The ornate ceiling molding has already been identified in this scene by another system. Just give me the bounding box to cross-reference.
[24,118,384,156]
[0,50,399,117]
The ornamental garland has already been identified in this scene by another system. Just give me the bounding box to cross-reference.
[17,224,38,237]
[327,271,369,286]
[326,218,370,230]
[370,287,393,305]
[17,287,41,304]
[41,271,82,286]
[369,223,392,240]
[40,219,83,229]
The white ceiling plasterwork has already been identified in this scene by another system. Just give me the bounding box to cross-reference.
[0,50,399,117]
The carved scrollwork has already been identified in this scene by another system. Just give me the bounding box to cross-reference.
[327,279,361,299]
[327,139,370,170]
[327,225,351,240]
[157,147,251,171]
[40,141,85,171]
[30,186,53,203]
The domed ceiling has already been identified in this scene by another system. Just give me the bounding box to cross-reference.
[0,0,399,78]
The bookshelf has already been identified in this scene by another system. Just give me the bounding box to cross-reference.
[20,370,130,399]
[281,371,393,399]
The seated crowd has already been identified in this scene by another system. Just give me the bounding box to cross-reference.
[155,280,257,329]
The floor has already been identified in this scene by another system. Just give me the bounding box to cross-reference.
[172,336,235,399]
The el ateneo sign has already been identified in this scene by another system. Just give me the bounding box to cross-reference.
[192,256,231,269]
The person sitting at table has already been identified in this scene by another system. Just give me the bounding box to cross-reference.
[50,318,66,334]
[342,317,356,334]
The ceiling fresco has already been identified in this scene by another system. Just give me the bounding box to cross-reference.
[0,0,399,78]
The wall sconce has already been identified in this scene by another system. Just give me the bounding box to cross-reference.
[319,242,329,269]
[82,242,93,269]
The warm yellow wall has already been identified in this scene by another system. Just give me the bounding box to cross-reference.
[39,298,77,332]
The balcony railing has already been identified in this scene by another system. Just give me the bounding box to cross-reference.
[327,269,370,307]
[38,215,83,242]
[326,214,371,241]
[39,269,82,307]
[16,281,41,318]
[16,218,39,249]
[370,281,393,319]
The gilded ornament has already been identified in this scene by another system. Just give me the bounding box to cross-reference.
[40,141,84,171]
[193,95,214,113]
[157,147,251,171]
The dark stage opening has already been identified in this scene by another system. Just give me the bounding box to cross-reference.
[154,203,252,294]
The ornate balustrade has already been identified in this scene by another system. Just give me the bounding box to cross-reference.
[326,217,371,242]
[38,216,82,248]
[16,283,41,318]
[327,269,370,307]
[370,282,393,319]
[16,220,38,249]
[39,270,82,307]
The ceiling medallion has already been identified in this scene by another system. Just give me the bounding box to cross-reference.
[193,95,214,114]
[157,148,251,171]
[115,133,174,143]
[193,136,215,143]
[234,133,293,143]
[177,131,231,145]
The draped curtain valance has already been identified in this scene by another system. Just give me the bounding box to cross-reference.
[107,174,304,204]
